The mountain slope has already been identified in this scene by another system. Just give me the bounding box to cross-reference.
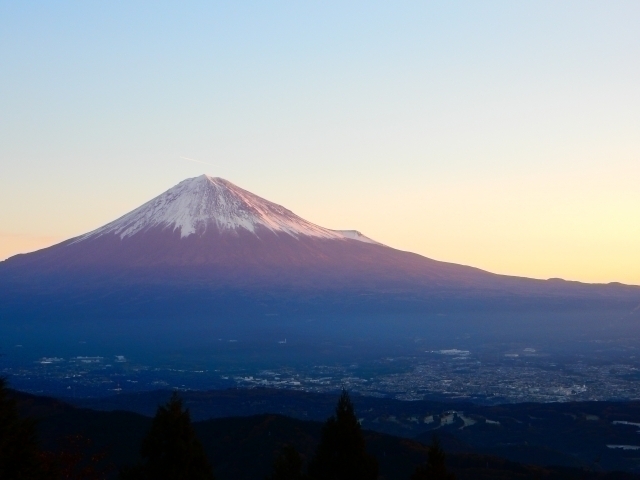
[0,175,639,319]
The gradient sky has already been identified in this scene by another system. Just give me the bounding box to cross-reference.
[1,1,639,284]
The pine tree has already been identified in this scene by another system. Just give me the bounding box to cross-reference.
[121,391,214,480]
[0,377,46,480]
[411,436,455,480]
[267,444,306,480]
[308,389,378,480]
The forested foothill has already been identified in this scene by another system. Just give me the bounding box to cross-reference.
[3,379,640,479]
[73,387,640,473]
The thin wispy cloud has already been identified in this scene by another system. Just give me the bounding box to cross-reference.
[179,156,214,166]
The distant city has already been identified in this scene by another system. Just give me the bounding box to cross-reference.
[4,342,640,404]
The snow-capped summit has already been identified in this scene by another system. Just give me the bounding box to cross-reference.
[76,175,378,244]
[5,175,388,269]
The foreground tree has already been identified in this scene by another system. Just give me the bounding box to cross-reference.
[120,392,214,480]
[0,377,47,479]
[411,436,455,480]
[1,377,112,479]
[267,444,306,480]
[308,389,378,480]
[40,434,112,480]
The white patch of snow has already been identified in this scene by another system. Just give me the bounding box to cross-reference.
[73,175,380,244]
[333,230,381,245]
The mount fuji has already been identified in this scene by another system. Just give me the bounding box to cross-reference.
[76,175,380,244]
[1,175,639,321]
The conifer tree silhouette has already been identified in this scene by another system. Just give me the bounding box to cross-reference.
[267,444,306,480]
[308,389,378,480]
[120,391,214,480]
[411,436,455,480]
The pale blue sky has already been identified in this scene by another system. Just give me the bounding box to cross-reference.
[1,2,639,282]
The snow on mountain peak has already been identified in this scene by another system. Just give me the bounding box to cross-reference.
[75,175,379,244]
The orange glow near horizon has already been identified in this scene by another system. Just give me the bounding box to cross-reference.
[1,163,638,287]
[0,233,63,261]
